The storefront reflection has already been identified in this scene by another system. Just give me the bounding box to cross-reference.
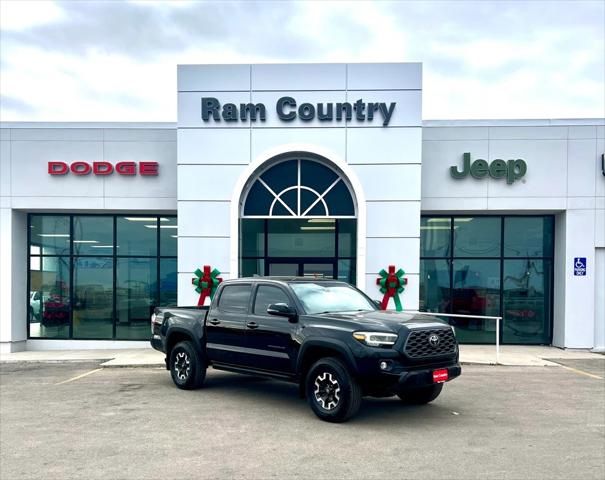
[451,259,500,344]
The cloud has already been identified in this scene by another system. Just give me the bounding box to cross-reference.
[0,95,36,116]
[2,1,363,60]
[0,0,603,121]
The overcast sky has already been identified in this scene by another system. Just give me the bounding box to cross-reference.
[0,0,603,122]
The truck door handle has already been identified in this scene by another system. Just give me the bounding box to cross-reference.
[246,321,259,329]
[208,319,221,326]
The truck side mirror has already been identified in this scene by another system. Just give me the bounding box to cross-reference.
[267,303,297,322]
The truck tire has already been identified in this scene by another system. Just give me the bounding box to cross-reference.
[169,341,206,390]
[397,383,443,405]
[306,357,362,423]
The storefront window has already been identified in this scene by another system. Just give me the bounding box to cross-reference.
[503,217,554,257]
[28,256,70,339]
[73,257,114,339]
[453,217,501,258]
[73,216,114,255]
[420,217,451,257]
[29,215,70,256]
[159,258,177,306]
[420,215,554,345]
[337,259,355,283]
[419,259,450,313]
[117,217,157,256]
[28,214,177,340]
[451,259,501,344]
[116,258,157,340]
[159,217,178,256]
[240,258,265,278]
[502,259,552,344]
[338,219,356,257]
[240,219,265,257]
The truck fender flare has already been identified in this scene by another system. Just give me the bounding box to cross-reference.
[165,323,205,361]
[297,338,358,376]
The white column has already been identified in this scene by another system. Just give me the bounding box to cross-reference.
[0,209,27,353]
[562,209,596,348]
[594,248,605,352]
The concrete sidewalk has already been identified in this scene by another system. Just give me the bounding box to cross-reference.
[459,344,603,366]
[0,344,602,367]
[0,348,165,367]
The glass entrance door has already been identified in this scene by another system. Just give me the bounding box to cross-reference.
[240,218,356,284]
[268,263,298,276]
[267,260,335,279]
[303,263,334,279]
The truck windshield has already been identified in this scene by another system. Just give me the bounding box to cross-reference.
[290,282,377,314]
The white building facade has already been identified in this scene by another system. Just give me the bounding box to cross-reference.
[1,63,603,352]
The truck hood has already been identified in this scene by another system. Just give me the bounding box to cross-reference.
[313,310,449,334]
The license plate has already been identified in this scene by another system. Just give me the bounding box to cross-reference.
[433,369,449,383]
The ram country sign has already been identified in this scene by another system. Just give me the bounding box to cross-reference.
[450,153,526,184]
[201,97,397,126]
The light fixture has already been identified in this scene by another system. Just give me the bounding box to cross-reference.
[144,225,178,229]
[300,226,335,231]
[73,240,98,244]
[420,226,451,230]
[38,234,69,237]
[427,218,472,223]
[124,217,171,222]
[90,245,115,248]
[307,218,335,223]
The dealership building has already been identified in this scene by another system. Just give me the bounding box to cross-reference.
[1,63,604,353]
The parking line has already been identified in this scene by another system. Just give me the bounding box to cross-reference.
[55,368,103,385]
[559,365,603,380]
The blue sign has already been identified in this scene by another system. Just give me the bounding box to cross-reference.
[574,257,587,276]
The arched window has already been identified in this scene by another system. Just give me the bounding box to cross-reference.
[242,157,355,217]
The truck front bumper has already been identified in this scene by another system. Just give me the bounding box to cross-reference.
[150,335,164,352]
[394,363,461,391]
[358,359,461,395]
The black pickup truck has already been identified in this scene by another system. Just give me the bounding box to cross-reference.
[151,277,460,422]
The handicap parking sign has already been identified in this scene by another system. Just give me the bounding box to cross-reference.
[574,257,587,276]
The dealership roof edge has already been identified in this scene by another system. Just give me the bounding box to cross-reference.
[422,118,605,127]
[1,118,603,129]
[0,122,177,129]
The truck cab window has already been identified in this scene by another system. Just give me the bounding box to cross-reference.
[253,286,290,315]
[218,285,252,313]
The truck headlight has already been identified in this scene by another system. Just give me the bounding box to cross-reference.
[353,332,398,347]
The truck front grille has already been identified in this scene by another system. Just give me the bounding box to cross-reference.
[404,329,457,359]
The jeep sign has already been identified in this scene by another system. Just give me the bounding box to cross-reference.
[450,153,526,184]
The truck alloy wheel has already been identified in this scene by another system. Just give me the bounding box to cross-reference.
[174,351,191,381]
[314,372,341,410]
[306,357,362,423]
[169,340,206,390]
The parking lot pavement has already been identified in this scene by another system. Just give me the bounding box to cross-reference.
[544,358,605,379]
[1,362,604,480]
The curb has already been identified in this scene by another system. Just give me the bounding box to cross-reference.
[0,359,164,368]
